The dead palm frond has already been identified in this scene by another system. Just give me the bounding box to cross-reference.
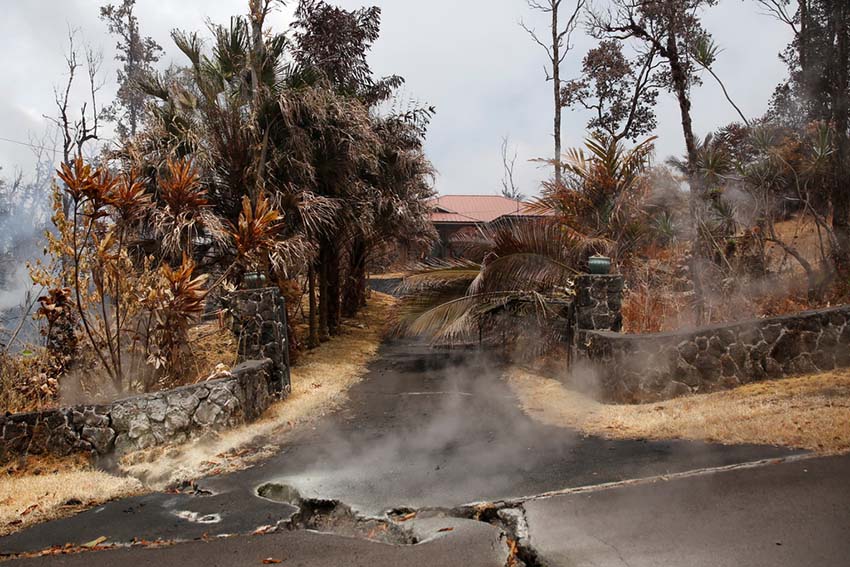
[403,290,563,345]
[398,258,483,293]
[397,220,579,344]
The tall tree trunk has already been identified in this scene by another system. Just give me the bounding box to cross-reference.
[666,39,698,171]
[318,244,330,342]
[800,0,810,100]
[551,5,562,185]
[665,19,706,324]
[308,264,319,348]
[248,0,267,114]
[327,241,341,335]
[127,9,138,138]
[343,236,368,317]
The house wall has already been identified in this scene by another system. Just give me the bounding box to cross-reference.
[431,222,480,259]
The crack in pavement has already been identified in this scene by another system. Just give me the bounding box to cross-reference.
[471,452,818,508]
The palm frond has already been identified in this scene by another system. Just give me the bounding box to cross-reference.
[397,258,482,294]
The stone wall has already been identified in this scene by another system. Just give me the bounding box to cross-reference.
[584,306,850,403]
[1,287,294,463]
[0,359,275,462]
[229,287,291,395]
[574,275,624,334]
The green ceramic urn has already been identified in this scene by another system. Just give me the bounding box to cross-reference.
[243,271,268,289]
[588,255,612,275]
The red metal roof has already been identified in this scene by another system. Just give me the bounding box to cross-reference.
[429,195,537,224]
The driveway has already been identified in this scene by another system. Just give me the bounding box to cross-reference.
[2,339,833,566]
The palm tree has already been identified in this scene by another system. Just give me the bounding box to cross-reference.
[399,134,656,346]
[529,133,657,267]
[134,2,436,350]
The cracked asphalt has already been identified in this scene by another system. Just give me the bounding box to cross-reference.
[4,339,848,566]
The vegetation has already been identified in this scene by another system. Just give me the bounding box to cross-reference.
[399,0,850,355]
[398,132,658,347]
[509,364,850,454]
[0,0,436,412]
[2,0,850,412]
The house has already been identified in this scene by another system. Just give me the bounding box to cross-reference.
[429,194,544,258]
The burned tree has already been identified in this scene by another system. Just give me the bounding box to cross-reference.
[761,0,850,270]
[561,39,661,143]
[590,0,720,324]
[99,0,163,139]
[521,0,586,184]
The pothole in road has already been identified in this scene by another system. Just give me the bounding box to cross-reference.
[257,483,417,545]
[257,483,543,567]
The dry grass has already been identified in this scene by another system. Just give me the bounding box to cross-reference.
[120,292,399,487]
[0,455,141,536]
[508,366,850,454]
[0,349,57,415]
[770,215,826,271]
[187,319,238,383]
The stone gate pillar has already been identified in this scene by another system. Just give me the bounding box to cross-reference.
[574,274,624,353]
[229,287,291,397]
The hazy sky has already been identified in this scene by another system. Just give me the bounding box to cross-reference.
[0,0,792,197]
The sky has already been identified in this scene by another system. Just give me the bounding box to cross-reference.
[0,0,793,198]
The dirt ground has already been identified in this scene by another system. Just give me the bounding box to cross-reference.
[0,292,398,535]
[508,366,850,454]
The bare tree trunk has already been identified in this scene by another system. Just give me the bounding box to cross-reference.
[664,17,706,324]
[666,40,698,171]
[522,0,584,186]
[551,4,563,184]
[343,236,368,317]
[327,242,341,335]
[126,5,138,137]
[800,0,809,94]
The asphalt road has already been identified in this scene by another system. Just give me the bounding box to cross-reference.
[10,518,509,567]
[2,339,829,566]
[525,453,850,566]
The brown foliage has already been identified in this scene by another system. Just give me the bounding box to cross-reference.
[140,256,209,376]
[230,193,284,270]
[158,158,208,214]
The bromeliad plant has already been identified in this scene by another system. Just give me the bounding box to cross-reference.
[229,192,314,278]
[155,158,228,260]
[139,256,209,384]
